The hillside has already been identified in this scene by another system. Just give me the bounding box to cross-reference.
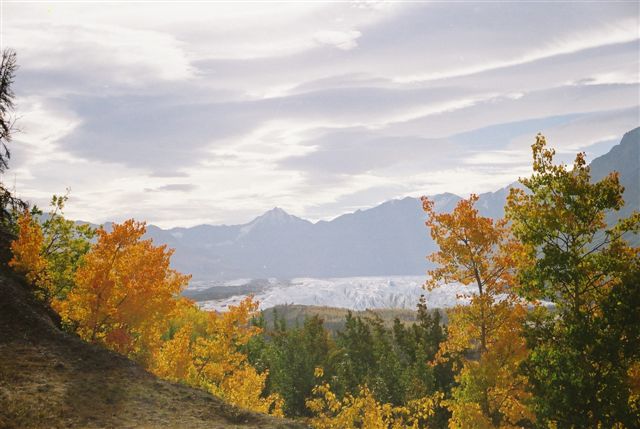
[142,128,639,281]
[0,264,307,429]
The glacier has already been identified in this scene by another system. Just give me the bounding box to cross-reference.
[197,276,474,312]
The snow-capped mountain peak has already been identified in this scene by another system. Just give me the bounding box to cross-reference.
[237,207,310,238]
[256,207,292,222]
[249,207,310,227]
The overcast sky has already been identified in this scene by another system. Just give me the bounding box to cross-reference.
[3,1,639,228]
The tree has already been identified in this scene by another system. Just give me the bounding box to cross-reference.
[365,314,405,405]
[307,367,443,429]
[422,195,534,428]
[39,194,96,299]
[505,134,640,427]
[506,133,639,316]
[9,211,49,296]
[252,314,333,416]
[153,296,284,416]
[0,49,17,173]
[57,219,190,365]
[335,312,376,396]
[394,296,453,427]
[0,49,27,225]
[9,193,95,302]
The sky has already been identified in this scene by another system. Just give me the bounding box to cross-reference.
[2,1,639,228]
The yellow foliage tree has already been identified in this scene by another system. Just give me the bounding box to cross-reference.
[422,195,534,428]
[307,368,442,429]
[153,296,283,416]
[57,219,190,365]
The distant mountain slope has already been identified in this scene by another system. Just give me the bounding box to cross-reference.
[590,127,639,223]
[145,195,454,280]
[145,128,638,281]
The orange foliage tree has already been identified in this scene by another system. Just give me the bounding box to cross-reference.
[153,296,283,415]
[57,219,190,365]
[422,195,534,428]
[9,211,50,298]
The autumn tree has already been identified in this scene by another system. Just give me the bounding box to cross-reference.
[9,211,49,297]
[307,367,442,429]
[422,195,534,428]
[505,134,640,427]
[153,296,284,415]
[9,193,95,302]
[39,193,95,299]
[57,219,190,365]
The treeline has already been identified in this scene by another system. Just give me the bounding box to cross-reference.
[246,296,453,426]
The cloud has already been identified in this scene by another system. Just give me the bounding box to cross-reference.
[7,22,193,87]
[314,30,362,50]
[146,184,198,193]
[4,1,639,227]
[393,17,639,83]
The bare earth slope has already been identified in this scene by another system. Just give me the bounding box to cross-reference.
[0,265,307,429]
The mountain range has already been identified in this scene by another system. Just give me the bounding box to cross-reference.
[143,128,639,281]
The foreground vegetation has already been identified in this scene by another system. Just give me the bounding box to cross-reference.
[0,267,305,429]
[2,49,639,428]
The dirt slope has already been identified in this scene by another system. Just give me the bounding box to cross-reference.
[0,266,308,429]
